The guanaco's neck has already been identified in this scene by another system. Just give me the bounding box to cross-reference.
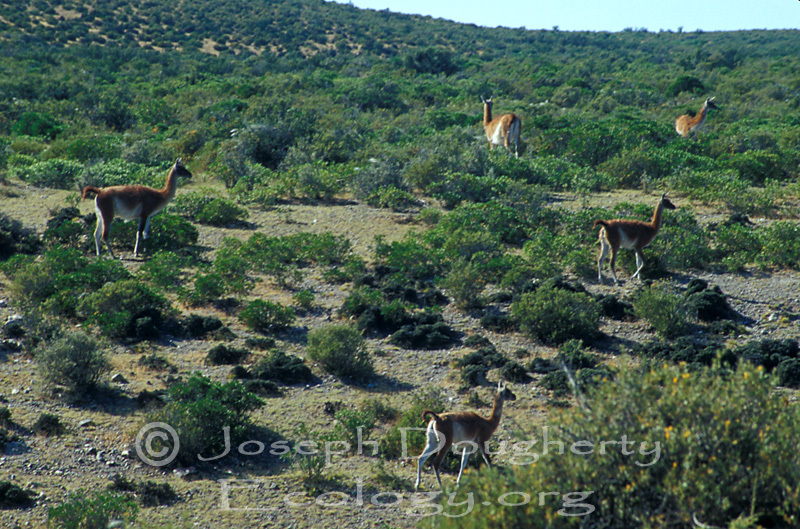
[487,393,505,430]
[483,102,493,126]
[161,165,179,199]
[651,200,665,230]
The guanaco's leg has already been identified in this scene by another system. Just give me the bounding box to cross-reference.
[631,248,645,279]
[416,424,446,490]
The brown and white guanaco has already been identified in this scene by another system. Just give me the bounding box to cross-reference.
[415,380,516,490]
[82,158,192,259]
[481,96,521,157]
[675,97,719,138]
[593,194,676,284]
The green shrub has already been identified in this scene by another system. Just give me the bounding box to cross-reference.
[666,75,706,96]
[11,111,63,139]
[441,260,486,310]
[77,279,172,340]
[250,349,314,384]
[181,271,226,306]
[634,336,721,368]
[47,490,137,529]
[511,281,601,345]
[712,221,762,271]
[37,331,110,394]
[3,247,130,317]
[33,413,65,437]
[430,361,800,529]
[238,300,295,333]
[307,325,373,381]
[205,344,250,365]
[0,480,35,509]
[388,317,457,350]
[0,213,41,261]
[292,289,315,310]
[145,374,264,467]
[332,408,376,449]
[632,282,690,339]
[108,475,178,507]
[758,221,800,269]
[374,234,444,283]
[173,191,249,226]
[138,251,191,291]
[11,158,84,189]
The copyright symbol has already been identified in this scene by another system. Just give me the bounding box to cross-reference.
[135,422,180,467]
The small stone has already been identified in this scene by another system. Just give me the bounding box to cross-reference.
[78,419,95,429]
[111,373,128,384]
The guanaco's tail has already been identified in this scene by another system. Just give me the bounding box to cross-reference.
[421,410,442,423]
[82,186,103,200]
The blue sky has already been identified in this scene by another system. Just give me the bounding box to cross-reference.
[329,0,799,32]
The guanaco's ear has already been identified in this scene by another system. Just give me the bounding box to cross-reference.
[175,157,182,166]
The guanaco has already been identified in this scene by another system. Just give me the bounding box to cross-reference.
[481,96,521,157]
[593,194,676,284]
[415,380,516,490]
[675,97,719,138]
[82,158,192,259]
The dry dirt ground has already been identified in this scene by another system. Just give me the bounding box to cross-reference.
[0,178,798,529]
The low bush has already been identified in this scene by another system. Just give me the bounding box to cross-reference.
[10,158,83,189]
[11,111,64,139]
[388,316,457,350]
[511,280,601,345]
[108,474,179,507]
[181,271,227,307]
[238,300,295,333]
[144,374,264,467]
[3,246,130,317]
[634,336,721,368]
[37,331,110,395]
[307,325,373,381]
[182,314,225,338]
[77,279,172,340]
[173,191,249,226]
[430,362,800,529]
[331,408,376,449]
[0,480,35,509]
[758,221,800,270]
[205,344,250,365]
[0,214,41,261]
[138,251,191,291]
[250,349,314,384]
[632,282,690,339]
[683,279,737,322]
[47,490,137,529]
[33,413,65,436]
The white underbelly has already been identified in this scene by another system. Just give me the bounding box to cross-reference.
[619,230,638,249]
[112,199,143,220]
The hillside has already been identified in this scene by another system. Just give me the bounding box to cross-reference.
[0,1,800,528]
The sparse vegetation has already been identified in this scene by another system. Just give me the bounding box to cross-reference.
[0,2,798,528]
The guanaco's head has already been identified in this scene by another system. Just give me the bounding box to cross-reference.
[704,97,720,111]
[497,380,517,402]
[174,158,193,180]
[661,194,677,210]
[480,95,493,109]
